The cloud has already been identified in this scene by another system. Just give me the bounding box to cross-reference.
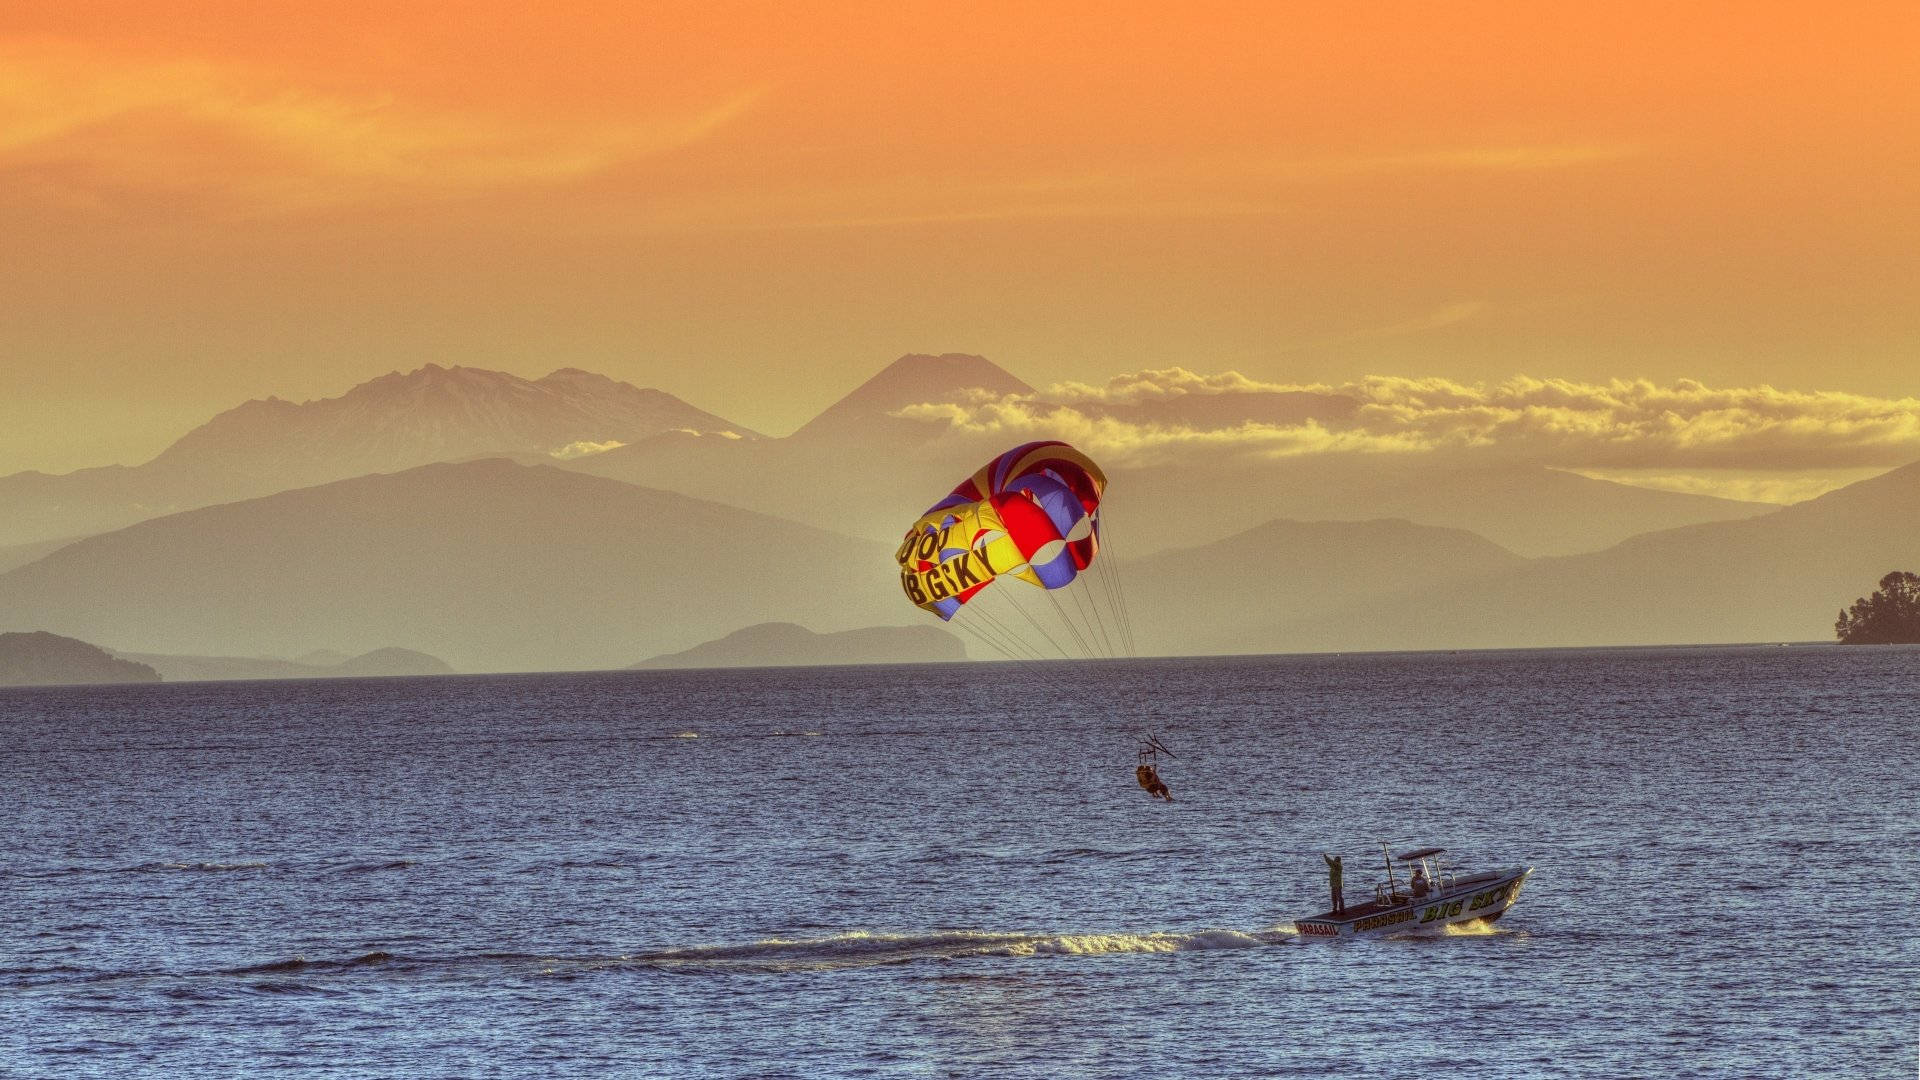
[1041,367,1305,405]
[1563,468,1894,505]
[899,398,1429,464]
[1339,375,1920,468]
[548,440,626,460]
[895,370,1920,472]
[0,37,762,214]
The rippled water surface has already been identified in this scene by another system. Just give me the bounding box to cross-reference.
[3,646,1916,1077]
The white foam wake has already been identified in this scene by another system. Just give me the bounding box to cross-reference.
[1016,929,1272,955]
[635,927,1284,973]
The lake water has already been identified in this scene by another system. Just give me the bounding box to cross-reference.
[3,646,1915,1078]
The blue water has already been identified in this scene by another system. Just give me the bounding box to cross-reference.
[3,646,1916,1077]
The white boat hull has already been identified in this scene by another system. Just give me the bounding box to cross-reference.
[1295,867,1532,939]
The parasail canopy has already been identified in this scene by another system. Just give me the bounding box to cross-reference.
[895,441,1107,622]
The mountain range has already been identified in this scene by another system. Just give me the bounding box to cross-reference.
[0,352,1909,670]
[0,459,893,672]
[0,364,754,548]
[1104,459,1919,656]
[113,646,456,683]
[553,354,1771,557]
[1122,518,1530,656]
[1255,458,1920,653]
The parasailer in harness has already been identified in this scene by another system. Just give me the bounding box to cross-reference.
[1136,734,1174,801]
[1135,762,1172,801]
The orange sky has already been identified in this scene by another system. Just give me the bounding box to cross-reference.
[2,1,1915,473]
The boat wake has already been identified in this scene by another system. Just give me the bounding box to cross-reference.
[632,927,1288,973]
[7,927,1301,993]
[1379,919,1521,940]
[1439,919,1522,938]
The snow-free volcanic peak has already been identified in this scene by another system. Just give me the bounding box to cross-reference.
[793,353,1035,441]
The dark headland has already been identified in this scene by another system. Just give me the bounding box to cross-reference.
[0,631,161,687]
[111,646,456,683]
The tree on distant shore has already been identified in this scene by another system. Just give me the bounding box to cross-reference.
[1835,571,1920,644]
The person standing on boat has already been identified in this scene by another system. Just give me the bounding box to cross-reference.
[1323,853,1344,913]
[1411,864,1431,899]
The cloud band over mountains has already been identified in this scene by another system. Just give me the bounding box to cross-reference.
[898,370,1920,473]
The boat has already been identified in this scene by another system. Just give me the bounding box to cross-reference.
[1293,846,1532,939]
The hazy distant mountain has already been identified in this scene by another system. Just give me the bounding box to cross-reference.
[0,631,159,687]
[558,355,1017,542]
[0,365,758,547]
[330,647,457,678]
[1110,459,1773,558]
[632,622,967,669]
[0,352,1777,563]
[561,433,954,552]
[1355,465,1772,557]
[0,463,225,550]
[115,646,455,683]
[154,364,756,484]
[1120,518,1529,655]
[0,350,1814,675]
[0,460,893,672]
[1240,457,1920,652]
[790,353,1034,443]
[4,448,1906,671]
[0,535,84,575]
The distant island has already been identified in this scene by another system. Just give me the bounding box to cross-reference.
[1835,571,1920,644]
[0,631,160,687]
[112,646,456,683]
[632,623,967,670]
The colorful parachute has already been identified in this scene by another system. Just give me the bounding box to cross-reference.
[902,442,1159,795]
[896,441,1107,621]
